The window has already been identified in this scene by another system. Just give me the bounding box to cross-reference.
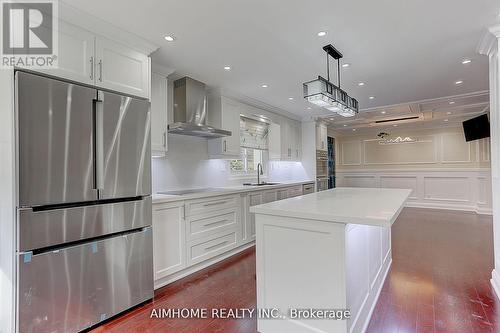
[230,116,270,176]
[230,148,268,175]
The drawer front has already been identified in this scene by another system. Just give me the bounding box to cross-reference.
[187,230,238,265]
[288,186,303,198]
[277,189,288,200]
[249,193,263,206]
[19,197,152,251]
[262,190,277,204]
[302,183,315,194]
[186,195,238,217]
[18,228,153,333]
[187,209,237,241]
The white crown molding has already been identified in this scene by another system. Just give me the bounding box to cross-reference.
[478,24,500,56]
[59,1,159,55]
[152,63,175,77]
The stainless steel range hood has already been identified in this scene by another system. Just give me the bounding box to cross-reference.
[168,77,232,138]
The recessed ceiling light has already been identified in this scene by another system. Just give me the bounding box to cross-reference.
[381,111,386,114]
[446,111,452,115]
[343,124,347,127]
[342,63,350,68]
[369,96,375,100]
[307,107,312,110]
[261,84,268,88]
[393,124,398,127]
[352,128,356,131]
[358,82,365,86]
[449,101,455,105]
[317,31,327,37]
[444,119,449,122]
[224,66,231,71]
[462,59,472,64]
[288,97,294,100]
[164,35,175,42]
[455,80,463,85]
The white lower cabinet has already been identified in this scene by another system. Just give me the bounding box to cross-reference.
[288,185,303,198]
[152,183,315,286]
[277,189,288,200]
[152,201,186,280]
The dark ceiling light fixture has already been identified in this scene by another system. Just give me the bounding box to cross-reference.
[303,44,359,117]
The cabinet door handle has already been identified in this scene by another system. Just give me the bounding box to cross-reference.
[223,140,226,152]
[98,59,103,82]
[163,132,166,147]
[90,57,94,80]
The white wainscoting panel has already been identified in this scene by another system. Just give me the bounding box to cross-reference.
[342,176,377,188]
[423,177,470,202]
[441,133,471,163]
[341,141,362,165]
[337,169,491,214]
[380,176,418,200]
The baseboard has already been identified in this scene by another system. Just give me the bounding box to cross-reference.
[405,201,493,215]
[491,269,500,300]
[154,241,255,289]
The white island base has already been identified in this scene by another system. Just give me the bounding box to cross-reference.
[251,188,411,333]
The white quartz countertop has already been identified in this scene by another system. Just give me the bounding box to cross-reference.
[152,180,315,204]
[250,187,411,227]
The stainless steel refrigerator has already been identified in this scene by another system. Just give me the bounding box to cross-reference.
[15,71,153,333]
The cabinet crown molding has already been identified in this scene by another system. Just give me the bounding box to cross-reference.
[60,1,159,55]
[477,24,500,55]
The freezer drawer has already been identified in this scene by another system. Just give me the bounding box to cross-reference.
[18,197,151,251]
[17,227,153,333]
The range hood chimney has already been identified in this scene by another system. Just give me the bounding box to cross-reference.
[168,77,232,138]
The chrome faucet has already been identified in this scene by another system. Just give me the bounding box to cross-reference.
[257,163,264,185]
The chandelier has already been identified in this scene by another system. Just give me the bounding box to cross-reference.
[303,44,359,117]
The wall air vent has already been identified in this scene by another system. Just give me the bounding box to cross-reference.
[375,116,420,124]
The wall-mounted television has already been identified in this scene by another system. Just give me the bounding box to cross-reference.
[462,114,490,142]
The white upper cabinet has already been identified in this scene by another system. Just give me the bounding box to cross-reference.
[150,66,172,157]
[268,123,281,160]
[36,21,95,85]
[207,96,241,158]
[95,36,150,98]
[316,122,328,151]
[280,118,302,161]
[22,15,152,99]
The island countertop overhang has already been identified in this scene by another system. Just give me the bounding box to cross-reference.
[250,187,411,227]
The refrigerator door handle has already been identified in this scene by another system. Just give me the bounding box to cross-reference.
[93,98,104,192]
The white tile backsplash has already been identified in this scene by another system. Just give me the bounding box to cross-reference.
[152,135,309,192]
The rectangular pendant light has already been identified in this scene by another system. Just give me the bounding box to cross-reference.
[303,76,359,117]
[303,45,359,118]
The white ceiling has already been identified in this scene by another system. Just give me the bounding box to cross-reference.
[64,0,499,119]
[325,91,490,136]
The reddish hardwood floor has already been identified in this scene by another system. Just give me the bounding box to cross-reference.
[92,207,495,333]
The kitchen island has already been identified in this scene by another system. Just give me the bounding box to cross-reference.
[250,187,411,333]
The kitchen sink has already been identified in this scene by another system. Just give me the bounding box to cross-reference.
[243,182,281,186]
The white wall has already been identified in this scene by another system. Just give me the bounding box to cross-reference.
[334,127,492,214]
